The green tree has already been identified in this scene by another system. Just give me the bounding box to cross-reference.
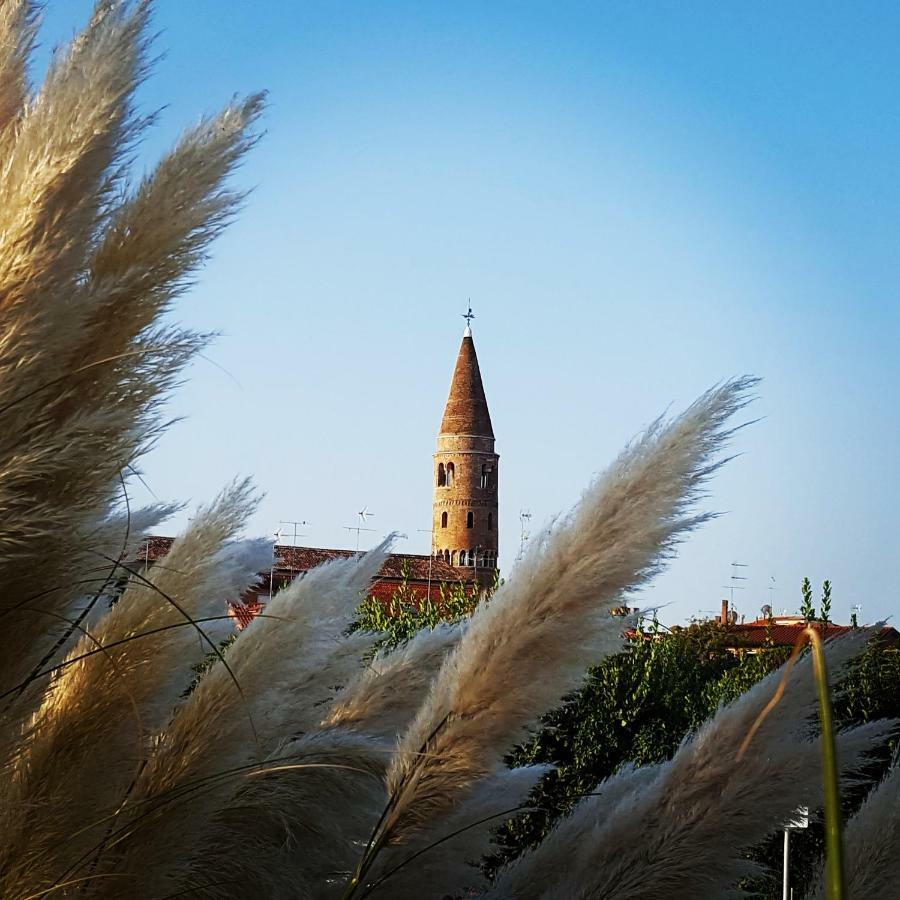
[820,578,833,627]
[353,562,483,650]
[801,576,815,623]
[488,622,788,871]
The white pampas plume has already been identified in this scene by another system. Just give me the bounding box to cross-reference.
[370,377,757,864]
[807,758,900,899]
[0,0,153,693]
[0,481,260,893]
[2,499,181,725]
[174,729,390,900]
[106,540,395,895]
[0,0,36,137]
[0,4,264,896]
[326,622,464,739]
[366,765,552,900]
[494,633,892,900]
[0,0,264,701]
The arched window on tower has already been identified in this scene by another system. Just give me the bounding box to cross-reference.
[437,463,446,487]
[446,462,455,486]
[441,511,448,529]
[480,464,492,489]
[488,512,493,531]
[466,511,474,529]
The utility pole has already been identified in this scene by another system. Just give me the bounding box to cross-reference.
[783,806,809,900]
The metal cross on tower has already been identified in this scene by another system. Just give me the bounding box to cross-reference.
[462,303,475,328]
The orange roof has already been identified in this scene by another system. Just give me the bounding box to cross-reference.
[724,620,899,647]
[136,537,477,591]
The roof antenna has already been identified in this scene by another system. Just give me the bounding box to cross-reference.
[279,519,310,580]
[721,561,747,608]
[343,505,376,552]
[462,302,475,336]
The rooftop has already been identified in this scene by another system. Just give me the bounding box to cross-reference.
[137,536,471,584]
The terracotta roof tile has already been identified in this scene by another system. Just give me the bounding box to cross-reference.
[723,621,899,647]
[135,537,475,587]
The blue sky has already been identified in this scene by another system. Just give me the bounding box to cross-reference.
[38,2,899,625]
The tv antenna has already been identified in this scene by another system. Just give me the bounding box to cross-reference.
[268,526,283,601]
[721,561,748,606]
[344,506,376,551]
[279,520,310,546]
[768,576,783,615]
[278,519,311,580]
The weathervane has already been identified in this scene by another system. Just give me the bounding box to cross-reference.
[462,302,475,329]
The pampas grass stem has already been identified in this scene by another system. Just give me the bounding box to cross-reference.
[808,626,847,900]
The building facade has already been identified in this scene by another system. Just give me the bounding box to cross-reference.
[431,324,499,587]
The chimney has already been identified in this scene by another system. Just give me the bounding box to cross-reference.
[720,598,729,626]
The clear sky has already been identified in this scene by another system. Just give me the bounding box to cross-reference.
[38,2,899,626]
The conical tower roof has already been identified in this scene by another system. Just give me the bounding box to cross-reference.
[439,328,494,438]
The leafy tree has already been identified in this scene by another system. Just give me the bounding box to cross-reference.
[482,621,898,897]
[182,633,238,697]
[801,576,815,623]
[353,561,484,650]
[488,622,788,871]
[820,579,833,626]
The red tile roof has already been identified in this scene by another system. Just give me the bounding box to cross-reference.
[229,595,262,630]
[136,537,477,592]
[722,619,899,648]
[141,536,482,629]
[271,545,464,582]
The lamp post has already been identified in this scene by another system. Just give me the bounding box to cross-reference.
[783,806,809,900]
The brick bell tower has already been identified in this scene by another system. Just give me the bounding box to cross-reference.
[432,310,499,587]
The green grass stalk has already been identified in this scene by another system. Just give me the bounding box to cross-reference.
[806,626,847,900]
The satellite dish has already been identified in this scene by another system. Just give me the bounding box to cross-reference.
[761,604,773,618]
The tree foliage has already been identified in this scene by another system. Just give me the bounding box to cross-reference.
[490,621,791,867]
[820,578,833,626]
[357,590,899,897]
[353,562,484,649]
[801,576,816,623]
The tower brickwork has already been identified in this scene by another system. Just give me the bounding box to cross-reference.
[432,325,499,587]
